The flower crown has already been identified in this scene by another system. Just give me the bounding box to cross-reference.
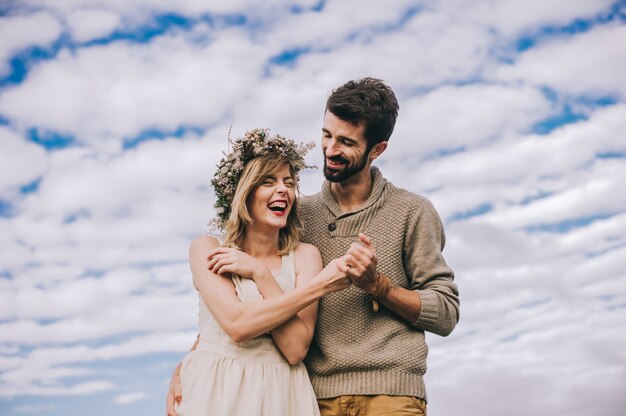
[210,128,315,230]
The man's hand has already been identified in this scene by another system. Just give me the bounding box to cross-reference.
[345,233,380,294]
[165,363,182,416]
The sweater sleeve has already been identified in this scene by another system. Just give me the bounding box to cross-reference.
[404,197,459,336]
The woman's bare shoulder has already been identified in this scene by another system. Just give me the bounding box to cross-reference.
[189,235,220,253]
[295,242,321,257]
[294,243,322,272]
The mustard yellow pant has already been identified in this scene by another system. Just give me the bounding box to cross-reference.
[318,395,427,416]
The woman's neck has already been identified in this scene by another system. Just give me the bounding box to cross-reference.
[241,227,280,258]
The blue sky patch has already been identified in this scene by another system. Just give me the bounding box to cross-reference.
[28,128,75,150]
[448,203,492,223]
[20,178,41,194]
[421,146,467,163]
[63,209,91,224]
[291,0,325,14]
[597,151,625,159]
[520,191,555,205]
[82,13,195,47]
[513,1,626,54]
[268,47,311,67]
[0,47,48,87]
[531,105,587,135]
[81,12,247,48]
[525,212,616,233]
[0,34,69,88]
[122,125,204,149]
[0,199,14,217]
[532,90,619,135]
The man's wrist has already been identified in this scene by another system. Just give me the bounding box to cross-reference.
[370,273,392,300]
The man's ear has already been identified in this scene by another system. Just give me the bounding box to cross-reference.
[369,141,388,161]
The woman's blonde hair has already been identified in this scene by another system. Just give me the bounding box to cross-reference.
[223,154,301,254]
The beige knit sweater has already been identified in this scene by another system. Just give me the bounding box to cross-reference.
[300,167,459,401]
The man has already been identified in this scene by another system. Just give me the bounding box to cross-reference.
[167,78,459,415]
[299,77,459,415]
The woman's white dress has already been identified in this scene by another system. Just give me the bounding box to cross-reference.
[176,251,320,416]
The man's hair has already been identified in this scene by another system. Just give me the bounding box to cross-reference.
[224,155,301,255]
[326,77,399,148]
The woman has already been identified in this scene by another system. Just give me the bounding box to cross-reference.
[174,128,351,416]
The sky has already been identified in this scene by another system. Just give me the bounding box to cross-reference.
[0,0,625,415]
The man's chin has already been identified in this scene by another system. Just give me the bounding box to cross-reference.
[323,167,345,182]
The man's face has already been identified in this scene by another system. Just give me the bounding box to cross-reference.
[321,111,370,183]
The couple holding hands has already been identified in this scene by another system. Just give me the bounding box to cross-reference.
[167,78,459,416]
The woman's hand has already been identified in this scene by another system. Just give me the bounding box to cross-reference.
[314,256,352,293]
[207,247,269,280]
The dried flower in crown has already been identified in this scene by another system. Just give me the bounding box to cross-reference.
[210,128,315,230]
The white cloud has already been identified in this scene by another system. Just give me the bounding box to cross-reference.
[0,127,48,194]
[459,0,615,37]
[497,24,626,98]
[0,331,196,397]
[0,28,268,146]
[114,391,146,405]
[482,161,626,228]
[390,83,552,159]
[22,0,324,20]
[0,11,63,76]
[0,287,197,344]
[409,104,626,221]
[11,404,56,414]
[65,8,122,43]
[0,380,114,398]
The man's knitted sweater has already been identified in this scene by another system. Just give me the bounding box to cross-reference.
[300,167,459,401]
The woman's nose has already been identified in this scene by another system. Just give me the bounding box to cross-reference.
[276,182,288,192]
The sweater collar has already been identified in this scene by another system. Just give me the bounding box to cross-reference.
[320,166,388,216]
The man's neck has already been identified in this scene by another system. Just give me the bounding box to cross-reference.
[330,166,373,213]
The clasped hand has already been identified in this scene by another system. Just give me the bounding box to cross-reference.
[317,256,352,293]
[343,233,379,294]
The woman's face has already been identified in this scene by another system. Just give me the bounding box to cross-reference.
[247,164,296,230]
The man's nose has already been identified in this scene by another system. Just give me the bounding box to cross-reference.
[325,139,341,157]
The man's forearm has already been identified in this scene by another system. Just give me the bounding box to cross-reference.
[374,276,422,322]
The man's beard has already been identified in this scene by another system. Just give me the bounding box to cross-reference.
[323,153,369,183]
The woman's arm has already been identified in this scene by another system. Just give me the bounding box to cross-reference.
[252,243,322,364]
[190,236,349,346]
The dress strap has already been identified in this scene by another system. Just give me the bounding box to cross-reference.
[276,250,297,290]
